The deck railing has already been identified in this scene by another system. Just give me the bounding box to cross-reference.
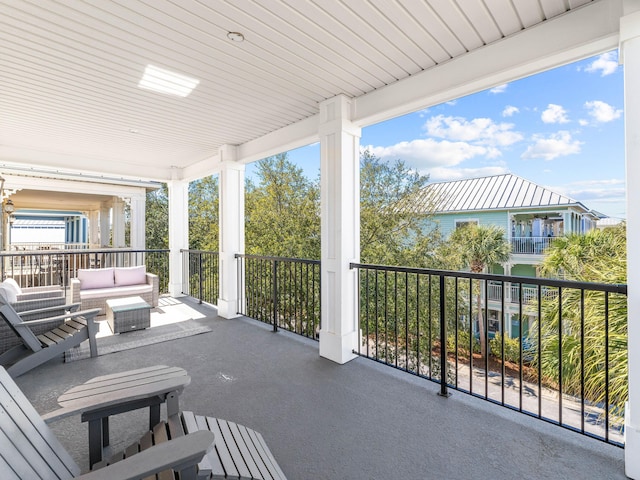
[487,281,558,303]
[235,254,321,340]
[180,250,219,305]
[511,236,553,254]
[350,262,627,447]
[0,248,170,292]
[6,246,625,447]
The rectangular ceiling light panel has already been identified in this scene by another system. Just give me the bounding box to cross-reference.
[138,65,200,97]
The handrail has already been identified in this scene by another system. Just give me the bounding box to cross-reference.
[350,261,627,447]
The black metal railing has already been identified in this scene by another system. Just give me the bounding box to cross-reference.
[351,262,627,447]
[0,248,170,293]
[236,254,321,340]
[180,250,219,305]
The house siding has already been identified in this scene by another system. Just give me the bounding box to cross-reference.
[431,211,510,239]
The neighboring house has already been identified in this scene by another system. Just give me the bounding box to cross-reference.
[413,173,603,339]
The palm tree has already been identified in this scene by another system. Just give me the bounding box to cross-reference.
[447,224,511,358]
[536,224,627,420]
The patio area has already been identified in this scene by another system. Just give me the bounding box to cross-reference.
[14,297,625,479]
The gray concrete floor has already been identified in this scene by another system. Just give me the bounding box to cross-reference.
[15,297,627,479]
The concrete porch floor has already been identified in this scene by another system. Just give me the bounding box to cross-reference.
[15,297,626,479]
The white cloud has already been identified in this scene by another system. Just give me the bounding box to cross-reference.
[541,104,569,124]
[490,84,508,94]
[584,100,622,123]
[585,51,618,76]
[364,138,497,169]
[502,105,519,117]
[424,115,523,146]
[521,131,582,160]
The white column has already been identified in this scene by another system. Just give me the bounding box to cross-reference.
[621,7,640,478]
[129,194,146,250]
[318,94,361,364]
[217,145,245,318]
[168,176,189,297]
[112,197,126,247]
[100,204,110,247]
[88,210,100,247]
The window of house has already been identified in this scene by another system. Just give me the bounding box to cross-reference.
[455,220,479,229]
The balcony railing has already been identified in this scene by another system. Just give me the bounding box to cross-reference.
[350,263,627,446]
[235,254,321,340]
[180,249,219,305]
[487,281,558,304]
[0,248,170,292]
[9,242,90,251]
[2,247,626,447]
[511,236,553,254]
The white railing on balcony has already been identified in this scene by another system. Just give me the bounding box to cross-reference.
[9,242,90,251]
[487,281,559,304]
[510,236,554,254]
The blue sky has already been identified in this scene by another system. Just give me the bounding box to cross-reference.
[250,50,625,219]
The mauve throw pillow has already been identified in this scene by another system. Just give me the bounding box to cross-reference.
[114,265,147,287]
[78,268,115,290]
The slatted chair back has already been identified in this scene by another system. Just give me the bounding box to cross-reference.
[0,303,43,352]
[0,367,80,479]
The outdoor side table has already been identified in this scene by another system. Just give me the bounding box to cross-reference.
[106,295,151,333]
[46,365,190,468]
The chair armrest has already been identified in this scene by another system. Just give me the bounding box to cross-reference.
[12,296,67,313]
[19,302,81,319]
[21,285,63,293]
[74,430,215,480]
[17,308,101,326]
[70,278,82,304]
[146,273,159,307]
[16,290,64,301]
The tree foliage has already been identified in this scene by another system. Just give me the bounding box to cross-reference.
[145,183,169,249]
[189,175,219,250]
[146,150,441,264]
[360,149,439,266]
[440,224,511,357]
[245,153,320,258]
[534,224,627,420]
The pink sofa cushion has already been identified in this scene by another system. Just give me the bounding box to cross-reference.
[78,268,115,290]
[114,265,147,287]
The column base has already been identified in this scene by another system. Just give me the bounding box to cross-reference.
[217,298,240,319]
[626,402,640,479]
[168,282,185,298]
[319,330,358,364]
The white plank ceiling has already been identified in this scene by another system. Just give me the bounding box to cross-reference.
[0,0,597,180]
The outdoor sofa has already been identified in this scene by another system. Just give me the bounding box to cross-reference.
[70,266,159,316]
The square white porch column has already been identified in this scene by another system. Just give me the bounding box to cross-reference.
[88,210,100,247]
[318,94,361,364]
[129,194,146,250]
[99,204,110,247]
[111,197,126,248]
[217,145,245,318]
[621,6,640,478]
[168,178,189,297]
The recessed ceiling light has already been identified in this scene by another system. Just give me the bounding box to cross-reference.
[227,31,245,42]
[128,128,140,134]
[138,65,199,97]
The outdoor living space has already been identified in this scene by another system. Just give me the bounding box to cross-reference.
[13,296,625,479]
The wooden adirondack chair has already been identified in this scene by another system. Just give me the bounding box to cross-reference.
[0,302,100,377]
[0,366,215,480]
